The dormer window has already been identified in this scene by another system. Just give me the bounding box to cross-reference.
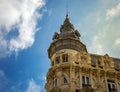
[62,54,68,62]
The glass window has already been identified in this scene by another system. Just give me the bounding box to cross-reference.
[53,79,57,87]
[82,76,85,85]
[62,54,68,62]
[86,77,89,84]
[107,80,116,92]
[55,79,57,86]
[63,77,68,83]
[82,76,90,87]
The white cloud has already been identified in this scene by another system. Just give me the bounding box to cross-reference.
[84,1,120,58]
[10,75,46,92]
[0,0,45,58]
[25,79,41,92]
[89,36,104,55]
[106,3,120,20]
[0,0,21,31]
[114,38,120,46]
[114,38,120,51]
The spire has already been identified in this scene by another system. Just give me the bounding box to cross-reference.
[66,12,68,18]
[66,0,68,18]
[52,0,81,41]
[60,15,74,33]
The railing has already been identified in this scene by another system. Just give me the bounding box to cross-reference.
[109,88,117,92]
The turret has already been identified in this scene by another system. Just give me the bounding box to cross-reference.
[48,15,87,59]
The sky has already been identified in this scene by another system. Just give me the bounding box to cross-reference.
[0,0,120,92]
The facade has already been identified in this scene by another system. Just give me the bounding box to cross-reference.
[45,15,120,92]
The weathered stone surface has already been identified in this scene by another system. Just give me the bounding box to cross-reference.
[45,15,120,92]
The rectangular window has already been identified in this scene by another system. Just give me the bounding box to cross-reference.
[82,76,90,87]
[107,80,117,92]
[86,77,89,84]
[82,76,85,85]
[62,54,68,62]
[53,79,57,87]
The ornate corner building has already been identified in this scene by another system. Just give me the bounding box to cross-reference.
[45,15,120,92]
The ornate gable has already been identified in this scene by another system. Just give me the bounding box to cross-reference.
[99,54,114,68]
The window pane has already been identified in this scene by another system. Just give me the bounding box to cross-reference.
[107,80,116,91]
[82,76,85,85]
[108,83,111,90]
[55,79,57,86]
[86,77,89,85]
[53,80,54,86]
[112,84,115,89]
[62,54,68,62]
[64,77,67,83]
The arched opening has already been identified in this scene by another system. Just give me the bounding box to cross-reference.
[63,77,68,83]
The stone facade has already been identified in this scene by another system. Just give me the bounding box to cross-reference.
[45,15,120,92]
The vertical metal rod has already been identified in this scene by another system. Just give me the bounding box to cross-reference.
[66,0,69,17]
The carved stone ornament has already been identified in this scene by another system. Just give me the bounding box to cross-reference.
[99,54,114,68]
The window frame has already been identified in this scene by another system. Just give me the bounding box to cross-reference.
[82,76,90,87]
[62,54,68,62]
[63,77,68,84]
[53,78,57,87]
[107,80,117,92]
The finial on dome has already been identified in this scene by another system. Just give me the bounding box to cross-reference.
[66,12,69,18]
[66,0,69,18]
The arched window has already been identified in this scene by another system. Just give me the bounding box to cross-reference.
[53,78,57,87]
[55,79,57,86]
[62,54,68,62]
[63,77,68,83]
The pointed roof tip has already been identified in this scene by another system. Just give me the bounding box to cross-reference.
[64,13,70,23]
[64,12,70,23]
[66,13,68,18]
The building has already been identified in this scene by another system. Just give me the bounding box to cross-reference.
[45,15,120,92]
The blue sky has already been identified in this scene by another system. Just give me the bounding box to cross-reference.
[0,0,120,92]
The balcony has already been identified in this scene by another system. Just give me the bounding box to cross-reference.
[82,84,95,92]
[109,88,117,92]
